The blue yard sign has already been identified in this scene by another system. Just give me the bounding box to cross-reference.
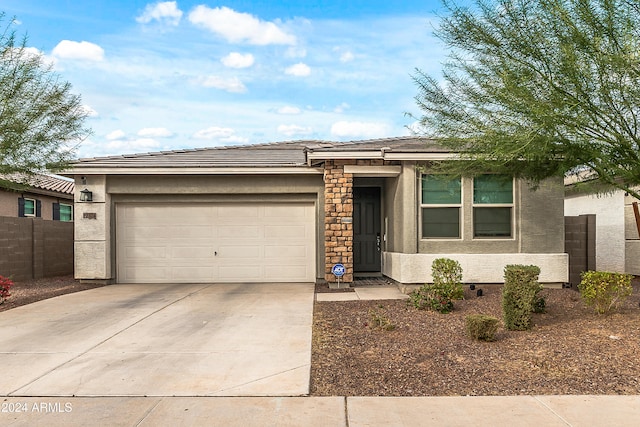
[331,263,345,277]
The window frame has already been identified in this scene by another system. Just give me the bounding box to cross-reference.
[420,174,463,240]
[59,203,73,222]
[472,175,515,239]
[22,198,36,217]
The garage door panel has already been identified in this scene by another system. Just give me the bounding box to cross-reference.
[264,245,307,258]
[219,265,262,280]
[170,226,215,238]
[218,245,261,259]
[217,206,259,219]
[125,246,167,259]
[218,225,261,238]
[172,267,215,281]
[117,202,315,283]
[171,246,215,259]
[265,224,307,239]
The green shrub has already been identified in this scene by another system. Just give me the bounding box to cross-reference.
[501,264,542,331]
[577,271,633,315]
[408,258,464,314]
[465,314,500,341]
[432,258,464,300]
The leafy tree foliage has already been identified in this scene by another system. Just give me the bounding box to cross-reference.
[0,13,90,186]
[413,0,640,198]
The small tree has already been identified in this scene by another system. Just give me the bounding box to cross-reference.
[413,0,640,199]
[0,13,90,188]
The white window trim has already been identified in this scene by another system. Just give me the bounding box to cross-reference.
[23,198,36,217]
[471,176,515,240]
[420,174,463,240]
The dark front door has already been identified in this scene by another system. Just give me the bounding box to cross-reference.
[354,187,381,273]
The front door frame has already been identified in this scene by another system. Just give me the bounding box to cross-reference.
[353,186,382,274]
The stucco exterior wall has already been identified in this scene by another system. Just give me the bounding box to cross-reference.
[383,252,568,284]
[564,190,626,273]
[412,173,564,255]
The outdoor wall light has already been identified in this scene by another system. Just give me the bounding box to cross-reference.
[79,188,93,202]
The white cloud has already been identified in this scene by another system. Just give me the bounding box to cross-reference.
[137,127,173,138]
[334,103,350,113]
[188,6,296,45]
[285,62,311,77]
[81,105,99,117]
[191,126,248,144]
[52,40,104,61]
[277,124,313,137]
[330,121,389,138]
[136,1,183,26]
[221,52,255,69]
[277,106,301,115]
[105,130,126,140]
[340,50,355,63]
[196,76,247,93]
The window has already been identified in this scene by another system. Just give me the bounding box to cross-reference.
[421,175,461,238]
[473,175,513,238]
[18,198,38,217]
[54,203,73,221]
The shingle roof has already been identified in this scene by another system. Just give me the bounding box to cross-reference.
[74,140,319,168]
[0,173,74,195]
[71,136,447,170]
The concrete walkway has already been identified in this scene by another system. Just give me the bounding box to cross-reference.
[2,395,639,426]
[315,284,409,301]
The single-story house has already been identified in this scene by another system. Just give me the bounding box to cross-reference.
[564,182,640,275]
[0,173,75,221]
[68,137,568,285]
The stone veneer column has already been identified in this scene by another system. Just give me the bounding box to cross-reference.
[324,160,354,284]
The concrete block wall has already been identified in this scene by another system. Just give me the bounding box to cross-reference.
[0,216,73,281]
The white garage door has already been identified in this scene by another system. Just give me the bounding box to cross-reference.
[116,203,315,283]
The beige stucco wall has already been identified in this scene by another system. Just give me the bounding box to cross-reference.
[383,252,568,284]
[74,175,111,280]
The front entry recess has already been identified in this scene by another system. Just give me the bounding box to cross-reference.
[353,187,381,273]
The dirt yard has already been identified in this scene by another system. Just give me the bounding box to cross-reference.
[311,284,640,396]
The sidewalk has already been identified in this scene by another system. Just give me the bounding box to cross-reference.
[316,283,409,301]
[2,395,639,426]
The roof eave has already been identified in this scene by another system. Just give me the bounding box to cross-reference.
[63,166,325,176]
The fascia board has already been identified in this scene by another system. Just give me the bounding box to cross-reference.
[306,151,383,160]
[343,165,402,177]
[64,167,325,175]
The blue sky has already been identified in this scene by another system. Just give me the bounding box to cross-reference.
[2,1,448,158]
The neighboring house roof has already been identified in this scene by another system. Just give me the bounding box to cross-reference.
[69,137,453,174]
[0,173,75,198]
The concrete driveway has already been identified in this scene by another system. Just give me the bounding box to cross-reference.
[0,283,314,397]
